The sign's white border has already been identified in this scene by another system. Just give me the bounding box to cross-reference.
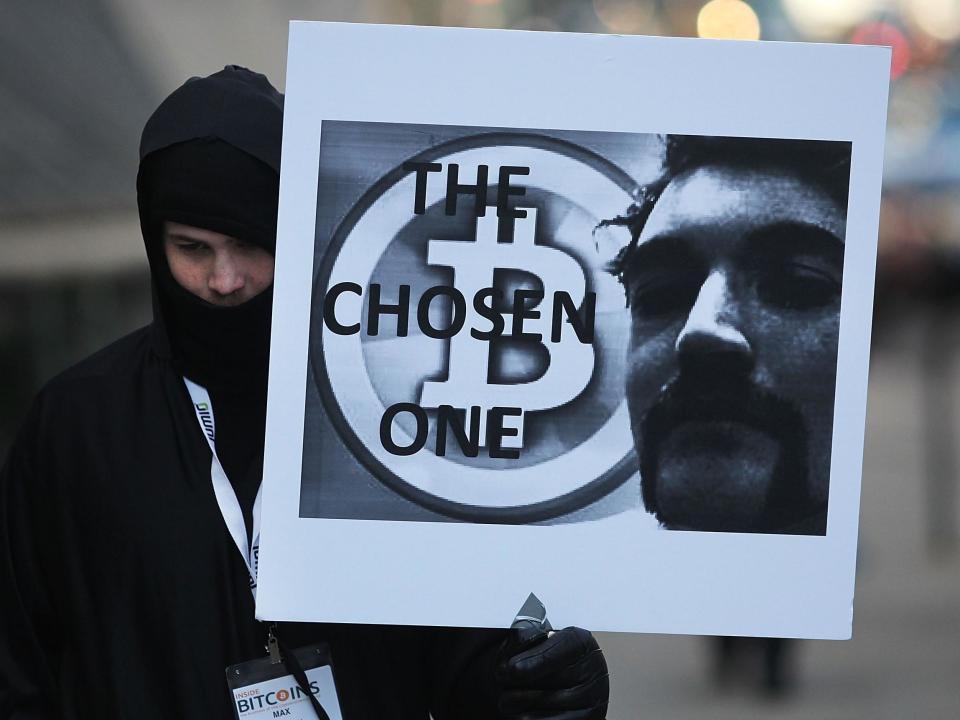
[258,21,890,638]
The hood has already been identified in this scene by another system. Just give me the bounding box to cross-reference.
[136,65,284,391]
[139,65,283,173]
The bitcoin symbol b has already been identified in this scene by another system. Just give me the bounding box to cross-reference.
[419,208,595,448]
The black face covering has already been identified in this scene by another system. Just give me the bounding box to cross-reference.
[139,138,280,393]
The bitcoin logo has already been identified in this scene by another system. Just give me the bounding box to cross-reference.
[314,133,639,522]
[420,208,595,448]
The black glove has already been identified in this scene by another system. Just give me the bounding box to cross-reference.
[496,625,609,720]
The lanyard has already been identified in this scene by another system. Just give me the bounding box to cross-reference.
[184,378,262,594]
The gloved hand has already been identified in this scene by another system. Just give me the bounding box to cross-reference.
[496,624,609,719]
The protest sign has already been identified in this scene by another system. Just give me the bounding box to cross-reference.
[257,21,889,638]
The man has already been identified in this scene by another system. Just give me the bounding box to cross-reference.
[607,134,851,535]
[0,67,608,719]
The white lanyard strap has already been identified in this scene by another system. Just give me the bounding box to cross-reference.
[184,378,262,593]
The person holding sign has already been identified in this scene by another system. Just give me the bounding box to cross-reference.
[607,134,850,535]
[0,67,608,719]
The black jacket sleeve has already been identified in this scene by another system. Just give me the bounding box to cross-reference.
[428,627,505,720]
[0,401,60,719]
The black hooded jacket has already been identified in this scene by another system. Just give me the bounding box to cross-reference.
[0,67,502,720]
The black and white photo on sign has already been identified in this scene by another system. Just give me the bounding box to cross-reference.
[302,121,850,537]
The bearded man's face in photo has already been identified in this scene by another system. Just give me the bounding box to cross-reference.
[623,163,845,534]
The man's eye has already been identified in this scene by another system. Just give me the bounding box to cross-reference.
[627,272,704,318]
[175,242,207,253]
[755,263,840,310]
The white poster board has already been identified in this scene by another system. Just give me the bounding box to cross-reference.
[257,21,889,639]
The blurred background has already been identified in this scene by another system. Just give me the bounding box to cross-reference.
[1,1,957,718]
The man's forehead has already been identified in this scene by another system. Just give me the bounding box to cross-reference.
[637,164,847,247]
[164,221,236,244]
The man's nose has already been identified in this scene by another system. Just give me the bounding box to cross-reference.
[675,270,753,377]
[208,254,245,296]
